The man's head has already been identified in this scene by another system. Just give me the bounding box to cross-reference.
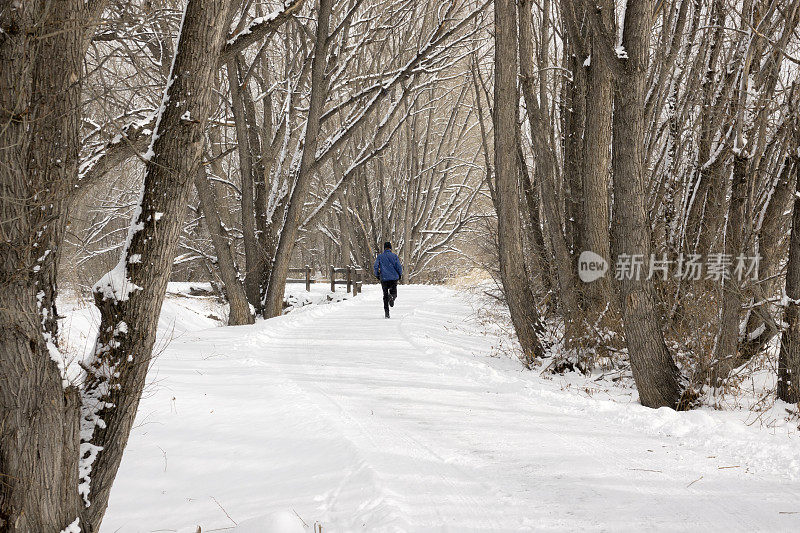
[384,242,392,250]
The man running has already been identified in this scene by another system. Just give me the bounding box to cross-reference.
[373,242,403,318]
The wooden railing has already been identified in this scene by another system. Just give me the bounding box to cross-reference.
[286,266,315,291]
[287,265,364,295]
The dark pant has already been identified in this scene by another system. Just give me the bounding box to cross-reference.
[381,279,398,312]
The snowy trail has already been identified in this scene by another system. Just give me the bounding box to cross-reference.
[102,286,800,532]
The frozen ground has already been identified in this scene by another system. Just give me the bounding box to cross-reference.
[60,284,800,532]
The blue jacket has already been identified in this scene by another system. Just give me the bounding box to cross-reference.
[374,250,403,281]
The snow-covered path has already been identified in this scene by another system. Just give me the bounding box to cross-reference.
[102,286,800,532]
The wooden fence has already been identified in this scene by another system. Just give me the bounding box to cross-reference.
[287,265,364,295]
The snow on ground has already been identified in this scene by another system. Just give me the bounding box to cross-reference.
[58,283,351,375]
[57,284,800,532]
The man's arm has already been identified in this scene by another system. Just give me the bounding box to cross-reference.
[374,257,381,279]
[395,254,403,278]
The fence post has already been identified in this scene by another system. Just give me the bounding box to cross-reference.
[305,265,311,292]
[352,268,358,296]
[346,266,352,294]
[330,265,335,293]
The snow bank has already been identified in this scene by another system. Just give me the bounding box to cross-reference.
[283,283,353,314]
[57,282,357,382]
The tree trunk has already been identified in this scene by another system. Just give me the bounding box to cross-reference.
[517,135,552,294]
[227,58,263,312]
[684,0,726,254]
[81,1,229,528]
[519,0,580,344]
[263,0,333,318]
[580,0,614,314]
[611,0,684,408]
[740,157,795,357]
[565,53,586,260]
[495,0,546,366]
[712,153,749,382]
[1,1,86,530]
[239,57,271,310]
[778,129,800,403]
[256,67,275,306]
[195,164,255,325]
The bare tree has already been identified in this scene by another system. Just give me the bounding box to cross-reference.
[494,0,546,366]
[0,0,238,528]
[778,84,800,403]
[263,0,333,316]
[519,0,581,345]
[0,1,109,529]
[578,0,686,407]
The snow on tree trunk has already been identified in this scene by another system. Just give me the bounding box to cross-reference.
[79,0,229,528]
[0,0,94,529]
